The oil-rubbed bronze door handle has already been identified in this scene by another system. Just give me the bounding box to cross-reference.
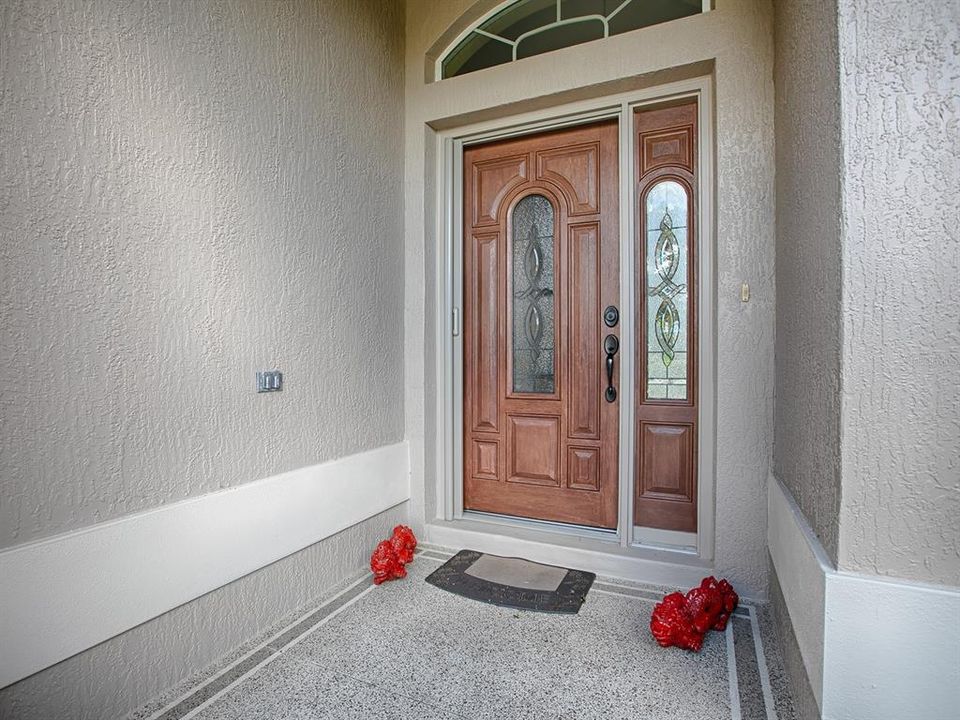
[604,334,619,402]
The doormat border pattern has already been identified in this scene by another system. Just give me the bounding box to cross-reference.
[424,549,596,614]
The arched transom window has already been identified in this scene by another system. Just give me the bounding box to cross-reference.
[440,0,707,80]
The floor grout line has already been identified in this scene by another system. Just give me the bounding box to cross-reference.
[748,605,779,720]
[142,572,371,720]
[727,622,743,720]
[179,584,376,720]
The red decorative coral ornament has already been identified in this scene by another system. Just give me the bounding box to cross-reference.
[686,576,738,632]
[369,526,418,585]
[390,525,417,564]
[650,576,738,652]
[650,592,705,652]
[370,540,406,585]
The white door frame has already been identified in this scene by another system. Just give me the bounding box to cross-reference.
[431,76,716,568]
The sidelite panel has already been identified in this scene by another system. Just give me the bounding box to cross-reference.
[634,100,699,534]
[645,180,689,401]
[511,194,556,394]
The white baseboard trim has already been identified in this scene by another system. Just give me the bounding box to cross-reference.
[768,475,960,720]
[426,520,717,594]
[767,473,829,708]
[0,442,410,689]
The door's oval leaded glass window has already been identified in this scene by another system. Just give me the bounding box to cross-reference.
[512,194,556,394]
[645,180,689,400]
[440,0,704,79]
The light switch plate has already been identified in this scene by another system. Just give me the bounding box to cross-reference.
[256,370,283,393]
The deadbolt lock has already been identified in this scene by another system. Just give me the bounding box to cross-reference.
[603,305,619,328]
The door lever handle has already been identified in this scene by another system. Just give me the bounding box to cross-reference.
[604,334,619,403]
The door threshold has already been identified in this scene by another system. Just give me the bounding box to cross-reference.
[462,510,617,542]
[426,516,711,590]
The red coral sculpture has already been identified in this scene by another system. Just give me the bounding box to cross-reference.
[370,540,406,585]
[650,592,705,652]
[390,525,417,565]
[650,576,739,652]
[686,576,739,632]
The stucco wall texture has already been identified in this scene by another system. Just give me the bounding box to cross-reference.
[836,0,960,585]
[772,0,844,564]
[0,504,408,720]
[404,0,776,599]
[0,0,405,550]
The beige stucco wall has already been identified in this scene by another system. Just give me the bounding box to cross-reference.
[0,1,407,716]
[772,0,844,564]
[404,0,776,598]
[0,0,405,549]
[836,0,960,585]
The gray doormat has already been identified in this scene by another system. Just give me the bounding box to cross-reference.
[424,549,595,613]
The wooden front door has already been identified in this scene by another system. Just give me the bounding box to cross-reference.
[462,120,620,529]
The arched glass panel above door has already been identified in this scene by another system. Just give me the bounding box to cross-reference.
[440,0,706,79]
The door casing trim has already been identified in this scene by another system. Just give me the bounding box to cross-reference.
[432,76,716,565]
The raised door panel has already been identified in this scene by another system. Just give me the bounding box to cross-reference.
[472,440,499,481]
[473,155,529,227]
[639,126,693,176]
[638,423,693,501]
[635,421,696,532]
[567,446,600,491]
[536,143,600,216]
[470,232,500,432]
[567,222,600,439]
[507,414,560,487]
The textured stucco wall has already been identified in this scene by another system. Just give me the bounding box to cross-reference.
[0,504,407,720]
[404,0,776,598]
[0,0,405,549]
[836,0,960,585]
[772,0,844,564]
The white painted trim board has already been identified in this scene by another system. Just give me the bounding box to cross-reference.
[767,474,960,720]
[0,442,410,689]
[767,471,828,707]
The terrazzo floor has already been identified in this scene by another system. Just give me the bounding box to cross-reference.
[131,547,796,720]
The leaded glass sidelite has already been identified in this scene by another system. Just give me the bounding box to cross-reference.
[512,195,556,394]
[645,180,688,400]
[440,0,703,79]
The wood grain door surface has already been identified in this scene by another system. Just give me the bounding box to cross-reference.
[462,120,620,529]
